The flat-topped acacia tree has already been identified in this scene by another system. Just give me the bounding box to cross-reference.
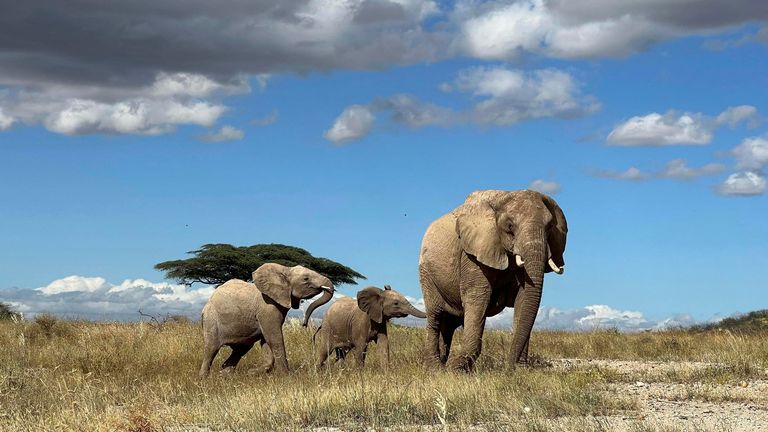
[155,243,365,287]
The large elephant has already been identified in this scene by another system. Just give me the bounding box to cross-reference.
[198,263,334,377]
[419,190,567,371]
[314,285,426,369]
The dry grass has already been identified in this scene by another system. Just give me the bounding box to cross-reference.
[0,317,765,431]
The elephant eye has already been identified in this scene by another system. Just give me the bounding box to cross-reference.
[303,276,309,281]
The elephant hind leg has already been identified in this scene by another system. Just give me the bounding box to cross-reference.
[314,333,331,370]
[199,343,221,378]
[221,343,254,372]
[439,316,461,365]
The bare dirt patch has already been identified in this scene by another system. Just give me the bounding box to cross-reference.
[549,358,768,432]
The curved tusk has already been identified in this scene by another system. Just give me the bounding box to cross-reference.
[320,285,334,292]
[515,255,525,267]
[548,259,564,274]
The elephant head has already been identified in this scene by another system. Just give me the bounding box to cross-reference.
[357,285,427,324]
[252,264,334,319]
[454,189,567,363]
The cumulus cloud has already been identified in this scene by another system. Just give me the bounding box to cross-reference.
[714,136,768,197]
[0,275,215,321]
[716,105,759,128]
[324,105,375,144]
[716,171,767,196]
[200,125,245,143]
[326,66,598,143]
[0,108,15,130]
[732,136,768,170]
[450,67,600,125]
[1,73,233,135]
[484,303,696,331]
[528,179,561,194]
[456,0,768,60]
[607,106,757,146]
[607,112,712,146]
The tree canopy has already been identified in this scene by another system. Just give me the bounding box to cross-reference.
[154,243,365,287]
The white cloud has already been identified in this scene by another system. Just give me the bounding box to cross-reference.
[659,159,725,180]
[150,73,249,98]
[200,125,245,143]
[528,179,561,194]
[38,275,109,295]
[328,66,598,143]
[1,275,215,321]
[324,105,375,144]
[716,171,766,196]
[716,105,759,127]
[0,108,15,130]
[593,167,650,181]
[456,0,768,60]
[607,106,758,146]
[452,67,600,125]
[732,136,768,170]
[41,98,226,136]
[483,303,696,331]
[607,112,712,146]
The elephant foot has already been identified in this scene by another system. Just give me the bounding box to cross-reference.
[446,355,475,372]
[218,366,236,376]
[424,355,445,370]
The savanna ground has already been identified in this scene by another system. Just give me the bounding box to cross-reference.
[1,315,766,431]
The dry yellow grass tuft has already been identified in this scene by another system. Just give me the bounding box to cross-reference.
[0,317,765,431]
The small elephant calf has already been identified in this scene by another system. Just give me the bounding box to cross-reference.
[314,285,426,369]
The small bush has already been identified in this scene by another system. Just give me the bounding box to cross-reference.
[24,313,73,340]
[0,302,21,321]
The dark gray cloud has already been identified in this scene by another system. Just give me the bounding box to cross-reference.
[0,0,444,93]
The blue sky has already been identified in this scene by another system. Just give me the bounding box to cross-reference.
[1,1,766,328]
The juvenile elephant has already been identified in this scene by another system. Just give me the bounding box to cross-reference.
[199,263,334,377]
[419,190,567,371]
[314,285,426,369]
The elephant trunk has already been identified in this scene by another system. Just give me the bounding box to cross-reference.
[509,229,547,366]
[301,284,334,327]
[405,303,427,319]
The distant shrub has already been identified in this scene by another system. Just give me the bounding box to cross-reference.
[689,310,768,334]
[26,313,73,340]
[0,302,21,321]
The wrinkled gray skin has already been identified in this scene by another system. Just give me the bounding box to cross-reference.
[419,190,567,371]
[314,285,426,369]
[199,263,334,377]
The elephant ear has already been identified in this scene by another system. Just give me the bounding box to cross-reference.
[455,196,509,270]
[252,263,291,309]
[539,193,568,269]
[357,287,384,324]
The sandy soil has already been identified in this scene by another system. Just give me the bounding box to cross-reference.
[547,358,768,432]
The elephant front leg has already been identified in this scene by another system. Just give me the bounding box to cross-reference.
[259,308,290,373]
[259,341,275,373]
[352,343,369,368]
[376,333,390,370]
[447,303,487,372]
